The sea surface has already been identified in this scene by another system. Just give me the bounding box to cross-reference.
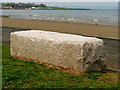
[1,9,118,26]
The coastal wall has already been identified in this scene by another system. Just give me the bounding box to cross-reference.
[10,30,106,73]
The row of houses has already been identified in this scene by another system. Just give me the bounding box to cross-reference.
[1,3,46,9]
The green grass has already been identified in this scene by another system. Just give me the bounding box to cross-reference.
[0,15,9,17]
[2,45,119,88]
[46,6,67,9]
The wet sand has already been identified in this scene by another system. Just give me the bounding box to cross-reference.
[2,17,118,39]
[1,27,119,71]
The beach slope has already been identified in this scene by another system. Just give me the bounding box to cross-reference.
[2,17,118,39]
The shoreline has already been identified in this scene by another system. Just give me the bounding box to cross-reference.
[2,8,92,10]
[1,17,118,39]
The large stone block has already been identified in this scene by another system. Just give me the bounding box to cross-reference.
[10,30,106,73]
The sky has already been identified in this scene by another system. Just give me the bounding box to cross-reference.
[1,0,119,2]
[1,0,119,9]
[41,2,118,9]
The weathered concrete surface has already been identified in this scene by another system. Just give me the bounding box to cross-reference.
[10,30,106,72]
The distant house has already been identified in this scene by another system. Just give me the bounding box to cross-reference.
[2,6,13,9]
[14,5,24,9]
[31,7,36,9]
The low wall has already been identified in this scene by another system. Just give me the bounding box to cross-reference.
[10,30,106,73]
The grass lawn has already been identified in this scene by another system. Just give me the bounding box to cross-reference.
[2,45,119,88]
[0,15,9,18]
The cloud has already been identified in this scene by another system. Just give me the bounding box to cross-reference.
[1,0,119,3]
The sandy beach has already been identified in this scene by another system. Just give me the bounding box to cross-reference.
[2,17,118,39]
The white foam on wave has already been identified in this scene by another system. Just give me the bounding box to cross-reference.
[93,18,98,22]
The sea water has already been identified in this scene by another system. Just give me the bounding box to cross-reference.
[1,9,118,26]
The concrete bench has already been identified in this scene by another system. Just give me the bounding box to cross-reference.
[10,30,106,73]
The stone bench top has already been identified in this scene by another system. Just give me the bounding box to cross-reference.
[11,30,103,44]
[11,30,106,73]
